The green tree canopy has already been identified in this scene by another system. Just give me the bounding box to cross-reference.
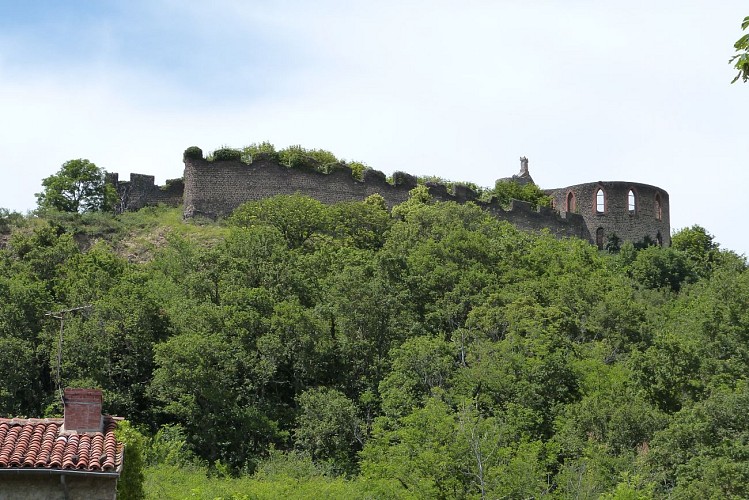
[36,159,116,213]
[491,180,552,209]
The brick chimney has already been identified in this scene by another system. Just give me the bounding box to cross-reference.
[63,388,103,433]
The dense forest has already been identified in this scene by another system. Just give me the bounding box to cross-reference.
[1,179,748,498]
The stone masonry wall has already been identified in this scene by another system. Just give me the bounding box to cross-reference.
[183,157,413,217]
[0,474,118,500]
[107,173,184,214]
[182,156,589,240]
[547,181,670,248]
[110,151,670,247]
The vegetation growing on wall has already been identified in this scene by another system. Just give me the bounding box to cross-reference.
[491,179,552,209]
[211,147,242,162]
[418,175,491,200]
[209,142,373,180]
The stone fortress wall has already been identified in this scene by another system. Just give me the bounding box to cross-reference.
[106,172,184,213]
[110,148,670,247]
[181,153,588,241]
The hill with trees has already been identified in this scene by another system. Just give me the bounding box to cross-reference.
[1,168,748,497]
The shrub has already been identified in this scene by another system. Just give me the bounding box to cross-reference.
[241,141,278,163]
[492,180,552,209]
[346,161,370,181]
[392,171,417,187]
[0,208,24,234]
[116,420,146,500]
[183,146,203,160]
[212,148,242,162]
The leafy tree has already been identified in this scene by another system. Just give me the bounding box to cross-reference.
[145,424,198,467]
[630,246,691,292]
[345,161,370,181]
[320,250,416,398]
[605,232,622,253]
[327,201,392,249]
[36,159,116,213]
[646,382,749,497]
[671,225,721,279]
[150,331,280,468]
[361,395,465,498]
[390,184,433,220]
[491,180,552,209]
[230,195,329,249]
[59,267,171,422]
[293,387,363,473]
[730,15,749,83]
[379,336,455,418]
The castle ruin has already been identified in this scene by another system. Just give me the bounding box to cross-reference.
[108,148,670,248]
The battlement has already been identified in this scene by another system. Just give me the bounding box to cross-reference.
[181,154,589,240]
[109,148,669,247]
[107,173,184,213]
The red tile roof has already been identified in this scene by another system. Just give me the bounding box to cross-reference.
[0,417,122,473]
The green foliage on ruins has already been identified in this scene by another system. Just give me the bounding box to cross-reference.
[208,142,374,180]
[491,179,553,209]
[211,147,242,162]
[183,146,203,160]
[2,185,749,497]
[418,175,491,200]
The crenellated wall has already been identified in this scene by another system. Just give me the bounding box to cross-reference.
[181,155,590,240]
[108,149,670,247]
[183,157,414,217]
[107,173,184,214]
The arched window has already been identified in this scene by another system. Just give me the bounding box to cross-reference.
[654,193,662,221]
[596,227,605,250]
[656,231,663,247]
[628,189,636,214]
[566,191,576,212]
[595,188,605,213]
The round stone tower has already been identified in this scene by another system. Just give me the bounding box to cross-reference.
[546,181,670,248]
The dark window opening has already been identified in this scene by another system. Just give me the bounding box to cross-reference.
[566,191,576,212]
[596,227,605,250]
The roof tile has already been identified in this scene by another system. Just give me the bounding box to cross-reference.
[0,418,122,473]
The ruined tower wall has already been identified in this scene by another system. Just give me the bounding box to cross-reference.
[547,181,670,247]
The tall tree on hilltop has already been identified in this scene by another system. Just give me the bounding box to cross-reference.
[36,159,117,213]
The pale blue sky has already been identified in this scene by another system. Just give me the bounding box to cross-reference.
[1,1,748,253]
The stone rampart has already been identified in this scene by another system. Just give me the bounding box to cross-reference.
[181,155,589,240]
[107,173,184,214]
[109,149,670,247]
